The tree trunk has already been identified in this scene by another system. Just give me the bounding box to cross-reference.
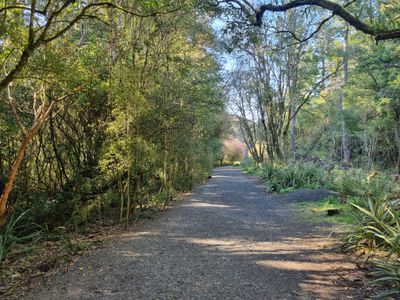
[162,132,169,210]
[340,24,351,164]
[124,170,131,230]
[0,83,65,225]
[290,102,296,158]
[132,173,141,219]
[118,176,124,224]
[0,125,40,225]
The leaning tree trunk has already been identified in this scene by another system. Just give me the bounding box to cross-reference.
[0,124,42,225]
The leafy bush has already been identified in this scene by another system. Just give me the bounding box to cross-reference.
[329,168,395,199]
[241,159,328,193]
[346,196,400,251]
[240,157,261,175]
[345,196,400,297]
[370,259,400,298]
[261,162,328,193]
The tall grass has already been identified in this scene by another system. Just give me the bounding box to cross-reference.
[370,259,400,298]
[0,211,42,262]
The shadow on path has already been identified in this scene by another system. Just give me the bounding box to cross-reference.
[25,166,363,300]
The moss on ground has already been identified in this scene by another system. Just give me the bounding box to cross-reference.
[291,196,356,224]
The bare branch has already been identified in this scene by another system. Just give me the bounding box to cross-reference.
[276,13,334,43]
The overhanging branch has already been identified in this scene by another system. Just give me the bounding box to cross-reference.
[216,0,400,41]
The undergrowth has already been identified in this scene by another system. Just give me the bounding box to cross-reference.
[346,196,400,297]
[241,157,328,193]
[0,211,42,262]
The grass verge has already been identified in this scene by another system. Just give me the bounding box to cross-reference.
[291,196,356,225]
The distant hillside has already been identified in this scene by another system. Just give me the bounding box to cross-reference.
[223,113,244,139]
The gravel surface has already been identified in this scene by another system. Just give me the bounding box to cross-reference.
[23,166,363,299]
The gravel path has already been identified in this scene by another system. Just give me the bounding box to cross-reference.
[24,166,362,299]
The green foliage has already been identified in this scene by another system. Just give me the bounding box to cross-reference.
[242,159,328,193]
[240,157,261,175]
[0,211,42,262]
[0,0,224,266]
[293,196,355,224]
[345,196,400,297]
[261,162,328,193]
[226,3,400,296]
[345,196,400,252]
[329,168,397,199]
[369,259,400,298]
[2,0,399,294]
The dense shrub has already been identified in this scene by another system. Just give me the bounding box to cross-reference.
[264,162,328,193]
[345,196,400,297]
[242,161,329,193]
[329,168,397,199]
[240,157,261,175]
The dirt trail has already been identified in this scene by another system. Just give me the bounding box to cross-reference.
[24,166,363,299]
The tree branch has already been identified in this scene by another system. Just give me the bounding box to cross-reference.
[0,4,45,14]
[216,0,400,41]
[276,13,334,43]
[0,1,178,92]
[256,0,400,41]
